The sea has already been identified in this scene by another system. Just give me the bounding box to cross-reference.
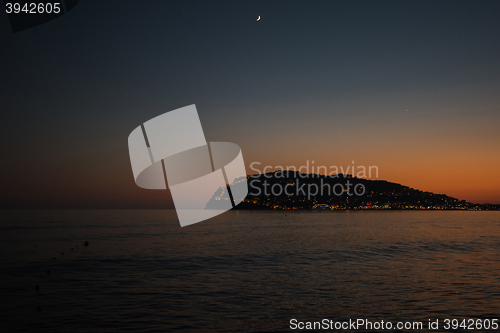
[1,210,500,332]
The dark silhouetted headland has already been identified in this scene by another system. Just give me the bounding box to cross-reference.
[206,171,500,211]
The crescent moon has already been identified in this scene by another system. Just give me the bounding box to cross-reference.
[257,16,261,21]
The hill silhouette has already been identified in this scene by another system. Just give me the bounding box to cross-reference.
[206,171,499,211]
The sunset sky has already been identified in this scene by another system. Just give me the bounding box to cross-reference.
[1,0,500,208]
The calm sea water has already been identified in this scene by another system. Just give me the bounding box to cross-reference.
[1,210,500,332]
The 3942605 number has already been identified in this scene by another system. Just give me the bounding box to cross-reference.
[5,3,61,14]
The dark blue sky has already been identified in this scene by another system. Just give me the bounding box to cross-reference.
[1,0,500,207]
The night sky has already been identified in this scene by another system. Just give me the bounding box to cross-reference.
[1,0,500,208]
